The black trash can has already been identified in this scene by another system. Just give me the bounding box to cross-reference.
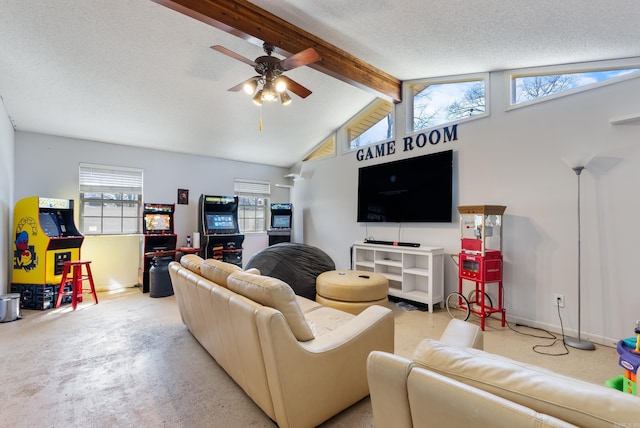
[149,256,174,298]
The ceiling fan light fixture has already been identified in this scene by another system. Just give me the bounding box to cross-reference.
[252,90,263,105]
[243,78,258,94]
[275,77,287,93]
[280,91,292,105]
[261,82,277,102]
[213,42,319,106]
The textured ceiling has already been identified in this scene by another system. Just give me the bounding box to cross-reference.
[1,0,639,167]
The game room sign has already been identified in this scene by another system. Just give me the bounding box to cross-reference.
[355,123,458,162]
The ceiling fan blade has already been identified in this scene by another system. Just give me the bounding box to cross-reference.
[281,76,312,98]
[211,45,256,67]
[227,80,248,92]
[227,76,260,92]
[280,48,321,71]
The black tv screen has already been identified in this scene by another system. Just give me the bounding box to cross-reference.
[357,150,453,223]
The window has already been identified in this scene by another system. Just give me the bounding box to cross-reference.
[407,74,488,133]
[509,60,640,107]
[234,179,270,233]
[347,99,394,150]
[304,134,335,162]
[79,163,143,235]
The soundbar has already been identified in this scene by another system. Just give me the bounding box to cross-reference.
[364,239,420,247]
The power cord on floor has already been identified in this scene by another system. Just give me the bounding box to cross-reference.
[506,302,569,356]
[457,285,569,356]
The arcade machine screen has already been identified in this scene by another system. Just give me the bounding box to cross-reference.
[144,213,172,233]
[39,212,60,238]
[39,212,61,237]
[272,214,291,229]
[38,209,78,238]
[206,213,237,234]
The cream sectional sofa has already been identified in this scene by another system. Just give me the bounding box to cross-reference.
[367,319,640,428]
[169,255,394,428]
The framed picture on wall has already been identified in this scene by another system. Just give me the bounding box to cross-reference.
[178,188,189,205]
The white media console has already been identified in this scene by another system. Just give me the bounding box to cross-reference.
[351,241,444,313]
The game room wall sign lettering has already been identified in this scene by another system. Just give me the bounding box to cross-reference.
[355,123,458,162]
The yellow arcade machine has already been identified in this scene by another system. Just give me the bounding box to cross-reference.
[11,196,84,309]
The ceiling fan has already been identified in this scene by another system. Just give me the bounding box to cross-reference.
[211,42,321,106]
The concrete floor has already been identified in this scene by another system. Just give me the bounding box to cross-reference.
[0,288,622,427]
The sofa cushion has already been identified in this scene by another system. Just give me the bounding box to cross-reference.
[303,306,355,338]
[200,259,241,287]
[407,367,575,428]
[227,271,315,341]
[180,254,204,274]
[296,295,323,314]
[413,339,640,427]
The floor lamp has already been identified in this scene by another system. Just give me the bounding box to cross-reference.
[564,166,595,351]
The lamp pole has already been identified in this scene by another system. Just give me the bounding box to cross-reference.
[564,166,595,351]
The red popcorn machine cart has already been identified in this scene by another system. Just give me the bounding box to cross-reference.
[446,205,506,331]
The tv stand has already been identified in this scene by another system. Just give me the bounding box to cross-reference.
[352,241,444,312]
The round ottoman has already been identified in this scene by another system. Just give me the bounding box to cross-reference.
[316,270,389,315]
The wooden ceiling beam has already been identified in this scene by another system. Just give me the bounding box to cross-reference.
[151,0,402,102]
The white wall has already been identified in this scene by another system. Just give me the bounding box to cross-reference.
[81,235,140,289]
[9,73,640,343]
[13,133,290,289]
[292,71,640,345]
[0,99,15,294]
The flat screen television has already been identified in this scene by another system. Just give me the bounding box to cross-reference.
[357,150,453,223]
[206,213,237,234]
[272,214,291,229]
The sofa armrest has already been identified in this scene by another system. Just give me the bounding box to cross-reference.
[256,305,394,428]
[300,305,394,352]
[438,318,484,349]
[367,351,414,428]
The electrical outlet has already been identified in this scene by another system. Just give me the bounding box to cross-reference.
[554,294,565,308]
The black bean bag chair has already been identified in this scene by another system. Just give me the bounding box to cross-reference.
[245,243,335,300]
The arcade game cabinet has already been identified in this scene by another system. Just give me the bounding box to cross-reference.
[268,203,292,246]
[11,196,84,309]
[198,195,244,267]
[138,203,177,293]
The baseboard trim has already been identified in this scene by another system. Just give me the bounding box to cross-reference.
[505,314,619,348]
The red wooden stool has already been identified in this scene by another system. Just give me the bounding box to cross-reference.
[55,260,98,310]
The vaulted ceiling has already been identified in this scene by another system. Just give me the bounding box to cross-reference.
[1,1,639,167]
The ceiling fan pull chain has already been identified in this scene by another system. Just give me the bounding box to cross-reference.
[259,105,263,131]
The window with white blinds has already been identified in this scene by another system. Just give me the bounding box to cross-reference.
[79,163,143,235]
[234,179,270,233]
